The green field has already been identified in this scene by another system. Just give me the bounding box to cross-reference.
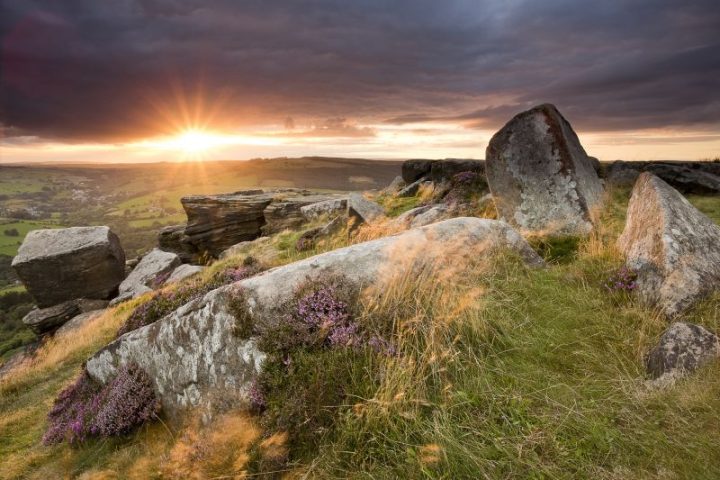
[0,219,64,257]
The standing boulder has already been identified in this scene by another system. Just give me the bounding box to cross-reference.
[646,322,720,380]
[485,104,604,236]
[11,226,126,308]
[618,172,720,317]
[348,193,386,228]
[114,249,181,303]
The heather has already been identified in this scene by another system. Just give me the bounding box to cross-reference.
[117,261,263,337]
[42,363,159,445]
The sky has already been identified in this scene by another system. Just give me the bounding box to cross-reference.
[1,0,719,164]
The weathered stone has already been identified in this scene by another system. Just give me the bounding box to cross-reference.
[219,237,272,260]
[348,193,386,228]
[166,264,205,284]
[116,249,181,301]
[86,218,544,417]
[181,190,273,257]
[56,309,106,337]
[588,156,601,174]
[384,175,406,194]
[397,177,426,197]
[429,159,484,183]
[646,322,720,379]
[158,224,198,264]
[393,205,433,225]
[300,198,348,220]
[12,226,126,308]
[618,173,720,317]
[606,161,720,194]
[262,194,340,234]
[485,104,604,235]
[22,300,81,335]
[77,298,109,312]
[296,216,346,250]
[402,159,434,183]
[410,205,450,228]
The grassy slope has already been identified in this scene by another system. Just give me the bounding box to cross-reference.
[1,189,720,478]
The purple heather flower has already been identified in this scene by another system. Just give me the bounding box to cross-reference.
[328,322,361,347]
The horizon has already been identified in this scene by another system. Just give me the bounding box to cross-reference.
[1,1,719,164]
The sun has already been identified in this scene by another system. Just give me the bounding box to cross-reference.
[170,129,224,155]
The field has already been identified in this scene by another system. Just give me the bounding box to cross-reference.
[1,185,720,478]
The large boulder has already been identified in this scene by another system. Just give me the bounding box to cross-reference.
[402,159,434,183]
[11,226,126,308]
[618,173,720,317]
[646,322,720,380]
[485,104,604,236]
[114,249,181,303]
[86,218,544,417]
[181,190,273,258]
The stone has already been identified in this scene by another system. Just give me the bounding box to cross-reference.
[116,249,181,302]
[166,264,205,284]
[300,198,348,220]
[348,193,386,228]
[397,177,426,197]
[181,190,273,257]
[11,226,126,308]
[606,161,720,194]
[384,175,406,194]
[296,216,346,250]
[56,309,107,337]
[85,218,544,417]
[429,159,484,183]
[410,205,450,228]
[646,322,720,379]
[618,173,720,317]
[394,205,433,225]
[262,194,341,234]
[605,161,641,186]
[402,159,434,183]
[219,237,272,260]
[158,225,198,264]
[77,298,109,312]
[22,300,81,335]
[485,104,604,236]
[588,156,601,174]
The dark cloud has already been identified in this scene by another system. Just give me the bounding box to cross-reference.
[1,0,719,143]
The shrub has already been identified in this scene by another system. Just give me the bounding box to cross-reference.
[43,363,160,445]
[604,266,638,292]
[3,228,19,237]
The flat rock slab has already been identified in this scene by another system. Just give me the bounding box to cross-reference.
[22,300,81,335]
[618,172,720,317]
[485,104,603,236]
[166,264,205,284]
[86,218,543,417]
[12,226,126,308]
[348,193,386,228]
[300,198,348,220]
[646,322,720,380]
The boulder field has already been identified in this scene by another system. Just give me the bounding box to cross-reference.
[85,218,544,417]
[485,104,603,236]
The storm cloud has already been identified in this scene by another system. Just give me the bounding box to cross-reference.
[1,0,719,143]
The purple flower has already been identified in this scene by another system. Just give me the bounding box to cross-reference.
[247,377,266,411]
[368,335,397,356]
[328,322,361,347]
[296,285,350,330]
[604,266,639,293]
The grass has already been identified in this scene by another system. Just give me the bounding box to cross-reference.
[0,219,64,257]
[1,190,720,478]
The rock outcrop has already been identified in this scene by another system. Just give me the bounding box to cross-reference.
[86,218,543,416]
[410,205,450,228]
[158,225,198,264]
[263,194,341,234]
[401,159,484,184]
[181,190,274,257]
[115,249,181,303]
[618,173,720,317]
[646,322,720,379]
[606,161,720,194]
[485,104,604,236]
[12,226,125,308]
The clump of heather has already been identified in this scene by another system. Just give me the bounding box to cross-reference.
[118,261,265,337]
[247,377,266,412]
[604,266,638,292]
[452,170,480,185]
[150,270,171,289]
[43,363,160,445]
